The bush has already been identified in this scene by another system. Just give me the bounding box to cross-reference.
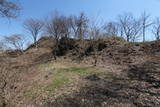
[57,37,76,56]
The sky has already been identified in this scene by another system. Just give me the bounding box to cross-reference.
[0,0,160,41]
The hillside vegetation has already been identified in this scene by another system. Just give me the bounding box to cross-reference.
[0,36,160,107]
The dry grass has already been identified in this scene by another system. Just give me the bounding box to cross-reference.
[1,37,160,107]
[9,59,96,106]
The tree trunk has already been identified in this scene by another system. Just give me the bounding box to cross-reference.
[143,27,145,42]
[53,38,59,61]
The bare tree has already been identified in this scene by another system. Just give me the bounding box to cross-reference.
[45,13,73,38]
[4,34,25,50]
[140,11,153,42]
[23,18,44,48]
[45,13,63,39]
[89,26,100,66]
[118,13,141,42]
[117,22,124,37]
[0,40,5,50]
[89,17,102,40]
[152,18,160,40]
[58,16,72,38]
[0,0,21,18]
[103,22,118,36]
[70,13,89,39]
[45,12,68,60]
[89,18,102,66]
[90,26,101,40]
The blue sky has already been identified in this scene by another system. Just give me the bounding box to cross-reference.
[0,0,160,40]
